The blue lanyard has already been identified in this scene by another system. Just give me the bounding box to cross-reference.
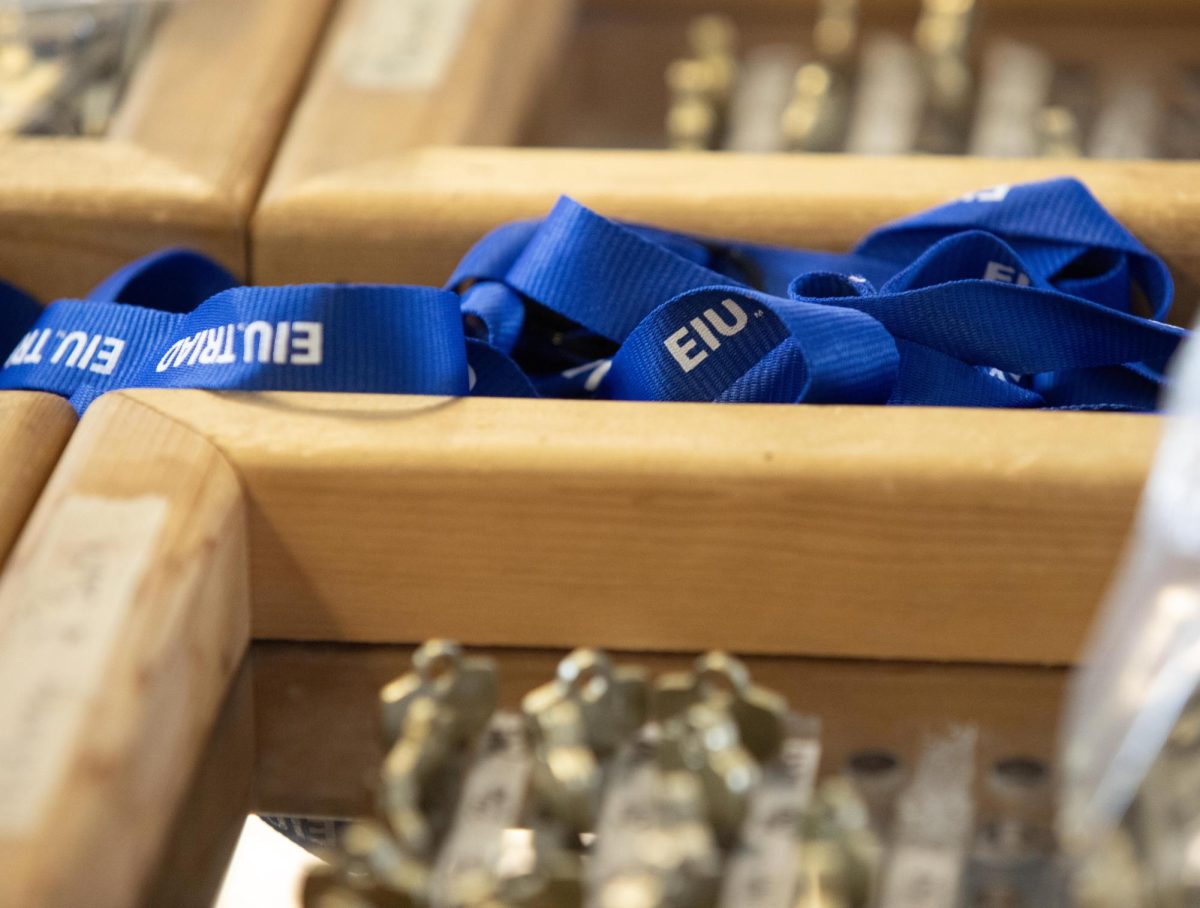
[856,180,1173,319]
[0,250,468,412]
[1,249,241,403]
[0,280,45,363]
[456,178,1184,410]
[0,178,1188,413]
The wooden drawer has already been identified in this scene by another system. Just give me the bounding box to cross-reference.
[0,387,1103,900]
[0,388,1157,665]
[146,642,1069,907]
[0,0,333,568]
[0,0,334,300]
[254,0,1200,327]
[0,392,73,568]
[242,0,1181,670]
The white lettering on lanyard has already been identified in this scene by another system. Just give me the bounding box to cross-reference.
[155,321,324,373]
[663,299,751,373]
[960,184,1012,203]
[984,260,1031,286]
[5,328,126,376]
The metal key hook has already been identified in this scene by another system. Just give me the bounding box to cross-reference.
[556,648,613,704]
[693,651,751,703]
[381,640,498,747]
[413,639,464,693]
[654,651,788,764]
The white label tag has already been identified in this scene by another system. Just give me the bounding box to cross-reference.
[430,714,532,904]
[0,495,168,836]
[879,844,965,908]
[588,732,663,893]
[1151,417,1200,555]
[340,0,478,91]
[718,729,821,908]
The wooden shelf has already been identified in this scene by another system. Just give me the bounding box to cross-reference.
[0,0,333,300]
[8,388,1158,665]
[254,0,1200,326]
[0,385,1117,901]
[251,642,1068,819]
[0,392,74,567]
[0,391,248,908]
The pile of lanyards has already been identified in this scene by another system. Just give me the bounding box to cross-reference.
[0,178,1186,414]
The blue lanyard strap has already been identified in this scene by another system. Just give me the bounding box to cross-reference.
[2,301,178,399]
[1,249,241,405]
[0,178,1189,413]
[854,179,1174,319]
[0,280,44,359]
[83,247,240,313]
[504,197,741,344]
[821,232,1183,375]
[454,178,1184,411]
[132,285,467,396]
[1,250,467,412]
[607,284,898,404]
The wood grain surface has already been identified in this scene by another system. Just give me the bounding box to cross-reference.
[0,392,75,567]
[0,393,249,908]
[262,0,574,194]
[139,662,255,908]
[116,388,1158,665]
[0,0,333,301]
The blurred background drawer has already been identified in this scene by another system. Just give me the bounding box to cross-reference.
[0,0,334,300]
[254,0,1200,329]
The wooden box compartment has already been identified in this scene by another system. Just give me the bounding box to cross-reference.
[246,1,1179,664]
[159,642,1069,907]
[0,388,1118,903]
[255,0,1200,324]
[0,2,1167,903]
[0,0,333,301]
[0,0,331,570]
[524,1,1200,154]
[2,388,1158,666]
[0,392,73,565]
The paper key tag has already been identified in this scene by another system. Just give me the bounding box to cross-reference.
[0,495,168,836]
[340,0,478,91]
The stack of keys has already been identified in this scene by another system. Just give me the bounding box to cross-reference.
[782,0,858,152]
[664,14,737,151]
[301,638,1200,905]
[587,653,820,907]
[967,756,1057,906]
[912,0,977,153]
[377,640,500,860]
[875,726,978,907]
[670,1,1197,160]
[305,645,845,908]
[306,644,652,907]
[308,644,1136,907]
